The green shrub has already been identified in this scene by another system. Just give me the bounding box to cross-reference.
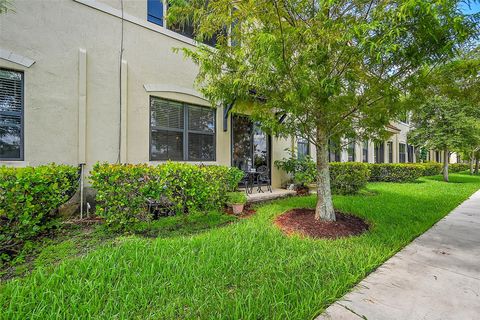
[329,162,370,194]
[449,163,469,173]
[226,192,247,205]
[421,162,443,176]
[274,150,316,187]
[369,163,424,182]
[0,164,78,262]
[275,152,369,195]
[90,162,244,230]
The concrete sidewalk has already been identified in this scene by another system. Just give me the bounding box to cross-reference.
[317,190,480,320]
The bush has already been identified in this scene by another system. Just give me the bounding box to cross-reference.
[421,162,443,176]
[329,162,370,194]
[275,153,369,195]
[449,163,470,173]
[368,163,424,182]
[274,150,316,187]
[0,164,78,262]
[90,162,244,230]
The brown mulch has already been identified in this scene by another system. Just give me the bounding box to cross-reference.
[275,208,369,239]
[224,204,257,219]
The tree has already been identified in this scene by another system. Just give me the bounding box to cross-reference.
[409,97,480,181]
[408,47,480,181]
[169,0,478,220]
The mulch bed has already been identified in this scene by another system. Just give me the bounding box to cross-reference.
[224,204,257,218]
[275,208,369,239]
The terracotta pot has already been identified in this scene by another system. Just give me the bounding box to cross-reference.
[232,203,244,215]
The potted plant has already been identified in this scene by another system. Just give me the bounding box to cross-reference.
[226,192,247,215]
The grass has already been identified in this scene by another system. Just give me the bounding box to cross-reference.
[1,173,479,319]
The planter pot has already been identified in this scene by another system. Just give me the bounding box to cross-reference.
[232,203,245,215]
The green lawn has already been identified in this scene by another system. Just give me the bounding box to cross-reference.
[1,173,479,319]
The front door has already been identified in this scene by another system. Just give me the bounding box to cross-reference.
[231,115,270,175]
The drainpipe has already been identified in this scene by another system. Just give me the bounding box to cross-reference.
[79,163,85,219]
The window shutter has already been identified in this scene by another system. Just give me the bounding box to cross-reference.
[0,69,23,160]
[147,0,164,26]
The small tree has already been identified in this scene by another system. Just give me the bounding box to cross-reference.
[170,0,477,220]
[409,97,480,181]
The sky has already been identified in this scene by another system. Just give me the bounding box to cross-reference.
[459,1,480,14]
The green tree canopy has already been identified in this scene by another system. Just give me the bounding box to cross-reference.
[170,0,479,220]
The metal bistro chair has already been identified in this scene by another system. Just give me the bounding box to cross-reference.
[255,165,272,193]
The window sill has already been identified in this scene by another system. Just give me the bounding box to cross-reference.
[0,160,29,167]
[149,160,218,166]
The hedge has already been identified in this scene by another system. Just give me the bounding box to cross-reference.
[449,163,470,173]
[368,163,424,182]
[0,164,78,262]
[90,162,244,230]
[421,162,443,176]
[329,162,370,195]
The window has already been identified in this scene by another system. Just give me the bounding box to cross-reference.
[387,141,393,163]
[347,140,355,162]
[0,69,23,160]
[407,144,414,163]
[399,143,406,163]
[362,140,368,162]
[147,0,164,26]
[374,142,384,163]
[297,136,309,159]
[150,97,215,161]
[328,139,341,162]
[435,151,440,163]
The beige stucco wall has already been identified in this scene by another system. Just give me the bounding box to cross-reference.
[0,0,291,187]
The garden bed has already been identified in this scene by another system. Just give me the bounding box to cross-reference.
[275,209,369,239]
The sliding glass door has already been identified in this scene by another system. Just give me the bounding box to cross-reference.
[231,115,270,175]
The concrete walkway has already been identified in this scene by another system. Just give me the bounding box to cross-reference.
[317,189,480,320]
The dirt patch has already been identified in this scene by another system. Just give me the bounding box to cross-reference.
[224,204,257,218]
[275,208,369,239]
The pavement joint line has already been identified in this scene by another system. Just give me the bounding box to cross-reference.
[337,303,368,319]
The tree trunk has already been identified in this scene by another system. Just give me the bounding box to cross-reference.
[470,152,474,175]
[315,127,336,221]
[442,148,449,182]
[475,158,479,175]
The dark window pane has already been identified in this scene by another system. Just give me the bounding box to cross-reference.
[232,116,253,171]
[0,124,21,159]
[347,141,355,162]
[399,143,406,163]
[374,142,384,163]
[0,69,23,160]
[188,133,214,161]
[151,129,183,160]
[150,98,184,129]
[362,141,368,162]
[388,142,393,163]
[297,136,309,159]
[147,0,164,26]
[188,105,215,133]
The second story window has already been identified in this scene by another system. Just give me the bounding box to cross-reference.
[0,69,24,161]
[147,0,164,26]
